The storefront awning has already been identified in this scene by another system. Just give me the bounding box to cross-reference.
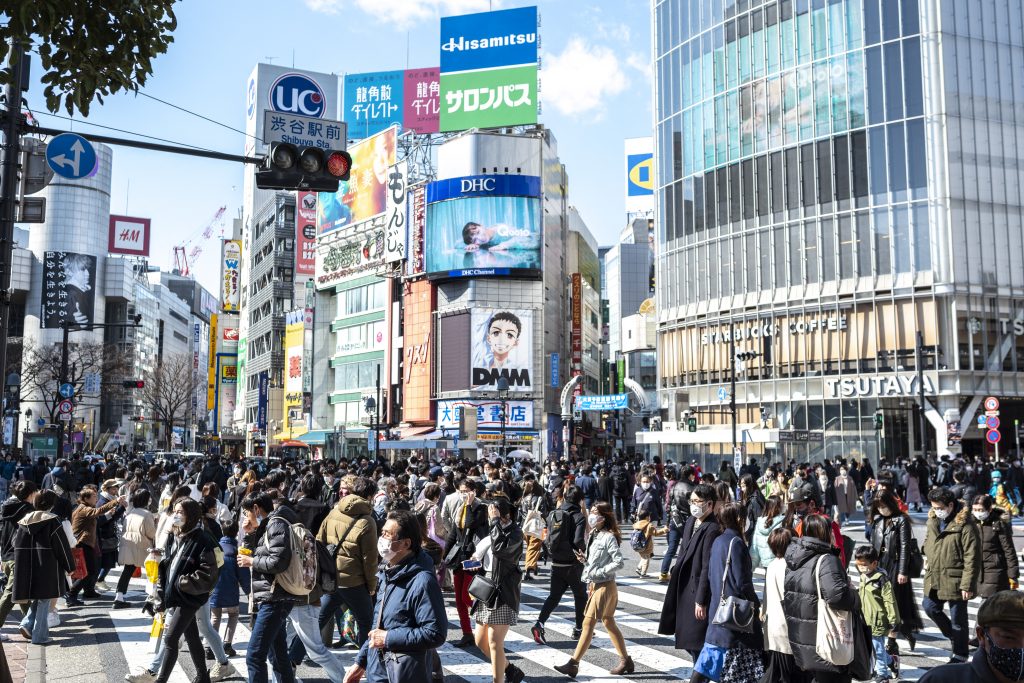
[297,430,330,445]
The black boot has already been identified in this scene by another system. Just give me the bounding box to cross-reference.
[505,662,525,683]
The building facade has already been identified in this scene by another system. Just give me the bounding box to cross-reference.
[647,0,1024,467]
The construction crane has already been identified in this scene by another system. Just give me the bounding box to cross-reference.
[173,206,227,276]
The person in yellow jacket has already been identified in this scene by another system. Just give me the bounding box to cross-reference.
[631,510,666,578]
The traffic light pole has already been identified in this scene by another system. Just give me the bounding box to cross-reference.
[0,44,26,405]
[730,330,737,453]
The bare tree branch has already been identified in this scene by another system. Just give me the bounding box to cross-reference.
[19,340,129,424]
[141,352,200,450]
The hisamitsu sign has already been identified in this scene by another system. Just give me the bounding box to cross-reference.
[440,6,538,74]
[575,394,630,411]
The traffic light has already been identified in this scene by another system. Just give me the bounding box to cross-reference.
[687,416,697,432]
[874,411,883,430]
[735,350,760,362]
[122,380,145,389]
[255,142,352,192]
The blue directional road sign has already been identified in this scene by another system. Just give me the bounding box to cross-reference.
[45,133,97,180]
[717,387,729,402]
[59,383,75,399]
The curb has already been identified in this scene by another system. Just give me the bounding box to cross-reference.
[24,642,44,683]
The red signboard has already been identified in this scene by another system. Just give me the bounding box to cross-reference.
[570,272,582,395]
[296,191,317,276]
[108,215,151,256]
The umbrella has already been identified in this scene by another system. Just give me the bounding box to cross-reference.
[506,449,533,459]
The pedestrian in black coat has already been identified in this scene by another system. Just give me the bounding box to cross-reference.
[12,490,73,644]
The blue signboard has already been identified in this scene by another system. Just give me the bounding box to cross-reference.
[550,353,560,388]
[426,174,541,203]
[576,394,629,411]
[626,152,654,196]
[46,133,97,180]
[257,371,269,430]
[440,6,538,74]
[343,70,404,138]
[59,383,75,399]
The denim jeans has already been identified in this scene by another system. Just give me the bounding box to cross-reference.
[247,601,295,683]
[197,600,228,665]
[319,584,373,648]
[922,591,969,658]
[285,604,347,682]
[660,525,684,574]
[20,600,49,644]
[871,635,892,677]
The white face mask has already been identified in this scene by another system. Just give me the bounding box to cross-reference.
[839,470,847,476]
[934,506,951,520]
[641,482,652,491]
[973,510,990,522]
[587,513,602,527]
[690,503,705,518]
[377,536,398,563]
[172,513,184,527]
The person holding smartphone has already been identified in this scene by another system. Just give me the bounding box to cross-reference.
[443,479,488,648]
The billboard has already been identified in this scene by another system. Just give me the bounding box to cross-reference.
[438,400,533,429]
[425,195,541,276]
[440,66,538,132]
[470,308,534,393]
[625,137,654,213]
[108,215,151,256]
[244,64,339,158]
[296,191,317,276]
[221,240,242,312]
[404,68,440,134]
[384,161,407,263]
[408,186,426,275]
[285,318,304,394]
[41,251,97,331]
[402,280,434,423]
[440,7,538,73]
[316,127,397,235]
[343,70,404,139]
[207,313,218,412]
[315,217,385,289]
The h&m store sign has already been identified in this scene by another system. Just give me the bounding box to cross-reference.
[701,315,848,346]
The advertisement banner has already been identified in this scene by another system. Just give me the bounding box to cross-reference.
[470,308,534,393]
[221,365,237,384]
[317,127,396,235]
[221,240,242,312]
[217,355,237,431]
[440,6,539,73]
[108,215,151,256]
[571,272,582,377]
[285,318,304,394]
[222,327,239,345]
[207,313,218,412]
[236,337,247,391]
[41,251,97,331]
[257,371,269,430]
[409,186,426,275]
[438,400,533,430]
[402,280,434,423]
[296,191,317,276]
[439,65,538,132]
[425,195,541,275]
[625,137,654,213]
[315,216,385,289]
[343,70,404,139]
[403,68,440,134]
[426,174,541,203]
[576,394,629,411]
[384,161,407,263]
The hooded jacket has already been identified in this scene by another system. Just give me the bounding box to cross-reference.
[783,535,857,674]
[975,506,1020,597]
[245,504,304,604]
[317,494,378,592]
[12,509,74,602]
[0,497,34,562]
[157,526,220,610]
[749,513,784,569]
[355,549,447,683]
[923,502,981,600]
[118,507,156,568]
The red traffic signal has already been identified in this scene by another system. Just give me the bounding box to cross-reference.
[326,151,352,180]
[256,142,351,192]
[122,380,144,389]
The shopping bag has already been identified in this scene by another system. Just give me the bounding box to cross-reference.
[132,566,142,578]
[341,609,358,645]
[70,547,88,581]
[150,613,164,640]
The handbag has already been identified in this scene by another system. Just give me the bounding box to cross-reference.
[813,555,854,665]
[70,547,88,581]
[847,608,876,681]
[711,537,756,633]
[467,573,499,607]
[905,537,924,578]
[522,498,545,539]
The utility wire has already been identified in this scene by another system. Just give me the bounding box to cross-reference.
[31,109,221,154]
[137,91,259,141]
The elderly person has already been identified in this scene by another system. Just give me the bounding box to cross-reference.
[65,485,122,607]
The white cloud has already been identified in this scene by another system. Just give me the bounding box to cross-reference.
[542,37,628,117]
[305,0,497,29]
[626,51,652,82]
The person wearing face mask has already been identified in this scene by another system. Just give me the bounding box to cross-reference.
[919,590,1024,683]
[444,478,489,648]
[972,494,1020,599]
[923,486,981,663]
[531,485,588,646]
[785,488,848,567]
[630,472,664,523]
[658,483,721,660]
[870,489,923,651]
[834,466,858,526]
[343,510,447,683]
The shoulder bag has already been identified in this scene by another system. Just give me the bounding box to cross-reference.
[711,537,756,633]
[522,497,545,539]
[813,554,855,665]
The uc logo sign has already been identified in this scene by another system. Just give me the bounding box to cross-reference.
[627,153,654,196]
[246,76,257,120]
[269,73,326,118]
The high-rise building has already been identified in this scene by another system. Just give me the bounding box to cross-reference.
[645,0,1024,467]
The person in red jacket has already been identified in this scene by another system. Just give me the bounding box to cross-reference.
[786,487,847,567]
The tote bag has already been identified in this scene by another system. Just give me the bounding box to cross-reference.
[813,555,854,666]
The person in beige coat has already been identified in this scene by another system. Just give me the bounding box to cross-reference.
[114,490,156,609]
[834,466,860,525]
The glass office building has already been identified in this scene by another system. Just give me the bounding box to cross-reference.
[646,0,1024,467]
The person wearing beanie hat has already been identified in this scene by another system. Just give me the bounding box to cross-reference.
[920,590,1024,683]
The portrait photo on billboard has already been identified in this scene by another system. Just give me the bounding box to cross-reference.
[316,127,396,235]
[41,251,97,331]
[426,196,540,275]
[470,308,533,393]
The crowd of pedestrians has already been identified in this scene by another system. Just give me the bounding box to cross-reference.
[0,448,1017,683]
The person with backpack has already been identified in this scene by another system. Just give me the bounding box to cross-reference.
[531,484,587,646]
[631,508,666,577]
[518,479,549,582]
[631,471,664,523]
[660,465,696,582]
[237,491,304,683]
[611,462,632,522]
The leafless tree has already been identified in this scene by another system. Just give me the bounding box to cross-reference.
[19,340,128,423]
[141,352,200,450]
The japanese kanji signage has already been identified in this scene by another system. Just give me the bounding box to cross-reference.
[404,68,440,134]
[383,161,407,264]
[314,217,386,290]
[438,400,534,430]
[108,215,151,256]
[296,191,317,276]
[440,65,537,132]
[316,127,396,235]
[41,251,96,331]
[576,394,629,411]
[342,69,441,138]
[221,240,242,312]
[262,111,346,150]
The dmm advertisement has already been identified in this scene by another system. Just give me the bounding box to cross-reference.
[470,308,534,393]
[41,251,97,331]
[317,127,396,235]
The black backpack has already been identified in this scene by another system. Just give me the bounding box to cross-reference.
[612,467,629,494]
[545,509,571,555]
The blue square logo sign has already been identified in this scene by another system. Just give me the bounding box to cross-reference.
[440,6,538,74]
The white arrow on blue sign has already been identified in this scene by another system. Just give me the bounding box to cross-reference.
[717,387,729,402]
[58,383,75,399]
[46,133,97,180]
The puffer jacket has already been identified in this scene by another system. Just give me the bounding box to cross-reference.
[0,497,34,562]
[975,507,1019,597]
[317,494,378,592]
[157,526,220,610]
[12,510,74,601]
[923,503,981,600]
[485,518,524,612]
[210,536,242,609]
[581,529,624,584]
[783,535,857,674]
[244,504,304,604]
[750,513,784,569]
[356,550,447,683]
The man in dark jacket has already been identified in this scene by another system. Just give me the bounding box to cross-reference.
[0,481,39,628]
[660,465,696,583]
[920,590,1024,683]
[595,467,613,504]
[574,466,598,509]
[238,492,303,683]
[532,484,587,645]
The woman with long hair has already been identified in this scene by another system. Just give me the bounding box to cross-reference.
[739,473,768,545]
[554,501,632,677]
[869,489,923,651]
[750,494,786,569]
[518,479,549,581]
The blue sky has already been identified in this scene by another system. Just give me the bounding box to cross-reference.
[25,0,653,295]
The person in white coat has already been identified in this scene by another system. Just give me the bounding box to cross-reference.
[760,527,797,683]
[114,490,156,608]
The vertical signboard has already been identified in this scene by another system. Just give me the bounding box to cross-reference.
[403,280,434,423]
[283,312,306,436]
[41,251,97,331]
[384,161,408,263]
[403,68,440,134]
[207,313,218,412]
[571,273,583,396]
[108,215,151,256]
[257,371,269,430]
[408,186,426,275]
[625,137,654,213]
[221,240,242,312]
[296,191,317,276]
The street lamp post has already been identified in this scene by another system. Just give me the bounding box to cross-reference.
[497,377,509,459]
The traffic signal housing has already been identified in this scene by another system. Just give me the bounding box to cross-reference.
[122,380,145,389]
[255,142,352,192]
[874,411,883,430]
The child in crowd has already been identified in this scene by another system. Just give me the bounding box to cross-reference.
[631,509,666,577]
[855,545,901,683]
[210,520,247,658]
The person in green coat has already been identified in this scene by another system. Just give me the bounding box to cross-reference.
[922,486,981,663]
[856,545,901,682]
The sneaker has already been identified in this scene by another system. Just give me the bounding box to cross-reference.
[531,621,546,645]
[18,626,30,639]
[209,662,237,681]
[47,612,59,628]
[64,596,84,608]
[125,670,157,683]
[112,600,132,610]
[659,572,670,583]
[95,581,111,592]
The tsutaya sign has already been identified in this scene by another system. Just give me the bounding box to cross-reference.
[701,315,848,345]
[825,373,935,399]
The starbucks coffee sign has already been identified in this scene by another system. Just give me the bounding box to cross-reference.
[825,373,935,399]
[701,315,847,346]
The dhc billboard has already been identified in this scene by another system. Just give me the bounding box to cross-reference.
[427,174,541,203]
